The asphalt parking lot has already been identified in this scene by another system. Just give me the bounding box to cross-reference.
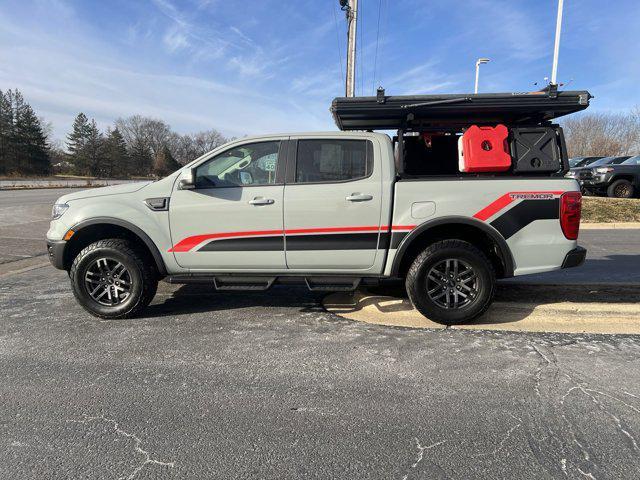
[1,188,640,479]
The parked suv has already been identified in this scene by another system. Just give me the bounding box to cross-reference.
[46,90,589,324]
[573,156,638,197]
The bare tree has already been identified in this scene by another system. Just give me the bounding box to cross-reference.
[114,115,172,158]
[562,109,640,157]
[167,129,229,165]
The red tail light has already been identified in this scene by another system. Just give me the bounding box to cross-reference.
[560,191,582,240]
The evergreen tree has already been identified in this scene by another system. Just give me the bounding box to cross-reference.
[153,144,181,177]
[128,136,153,177]
[103,127,129,178]
[84,119,105,176]
[0,89,50,175]
[66,113,91,175]
[15,104,50,175]
[1,90,22,173]
[0,90,12,175]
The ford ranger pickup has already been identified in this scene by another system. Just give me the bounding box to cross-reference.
[46,89,589,324]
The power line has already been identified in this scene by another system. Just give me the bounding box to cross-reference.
[372,0,382,94]
[332,1,345,84]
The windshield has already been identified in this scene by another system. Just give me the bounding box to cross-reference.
[569,158,584,167]
[587,156,622,167]
[573,157,600,167]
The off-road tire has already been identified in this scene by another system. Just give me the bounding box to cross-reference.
[607,179,635,198]
[405,240,496,325]
[69,239,158,319]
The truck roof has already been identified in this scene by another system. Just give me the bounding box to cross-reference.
[331,88,591,131]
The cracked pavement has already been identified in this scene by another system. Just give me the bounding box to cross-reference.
[2,270,640,479]
[1,189,639,479]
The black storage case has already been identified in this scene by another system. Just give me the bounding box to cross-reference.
[510,126,565,173]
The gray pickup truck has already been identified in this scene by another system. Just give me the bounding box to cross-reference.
[46,89,589,324]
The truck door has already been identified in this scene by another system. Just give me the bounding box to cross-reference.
[283,137,383,271]
[169,139,286,270]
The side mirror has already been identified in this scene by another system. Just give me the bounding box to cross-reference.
[239,171,253,185]
[178,168,196,190]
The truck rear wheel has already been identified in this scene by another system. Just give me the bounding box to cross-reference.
[607,179,635,198]
[69,239,158,319]
[405,240,495,325]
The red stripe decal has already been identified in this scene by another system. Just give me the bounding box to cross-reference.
[285,225,382,235]
[169,229,284,252]
[169,224,417,252]
[391,225,416,231]
[473,191,564,222]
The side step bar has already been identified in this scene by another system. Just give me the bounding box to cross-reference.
[305,278,361,292]
[213,277,275,291]
[166,275,367,292]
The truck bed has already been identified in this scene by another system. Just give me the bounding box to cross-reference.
[386,177,580,277]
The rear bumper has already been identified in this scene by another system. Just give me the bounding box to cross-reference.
[561,246,587,269]
[46,240,66,270]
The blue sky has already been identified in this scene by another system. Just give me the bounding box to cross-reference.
[1,0,639,142]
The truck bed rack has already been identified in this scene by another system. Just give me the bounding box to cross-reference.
[331,88,591,131]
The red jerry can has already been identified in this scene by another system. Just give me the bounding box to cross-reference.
[458,124,511,173]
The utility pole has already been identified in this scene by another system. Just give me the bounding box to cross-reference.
[550,0,564,85]
[341,0,358,97]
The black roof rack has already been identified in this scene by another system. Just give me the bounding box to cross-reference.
[331,88,591,131]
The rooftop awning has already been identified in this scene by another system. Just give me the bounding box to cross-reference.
[331,89,591,131]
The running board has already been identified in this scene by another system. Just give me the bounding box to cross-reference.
[213,276,275,291]
[304,277,361,292]
[165,275,370,292]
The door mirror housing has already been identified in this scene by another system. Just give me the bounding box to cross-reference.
[178,168,196,190]
[239,171,253,185]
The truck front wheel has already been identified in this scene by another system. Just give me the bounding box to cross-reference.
[405,240,496,325]
[69,239,158,319]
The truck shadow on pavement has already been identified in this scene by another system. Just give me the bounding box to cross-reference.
[144,285,326,318]
[138,255,640,330]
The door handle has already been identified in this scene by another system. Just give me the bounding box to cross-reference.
[249,197,275,206]
[346,193,373,202]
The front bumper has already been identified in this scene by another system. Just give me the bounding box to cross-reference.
[561,246,587,269]
[578,173,611,187]
[46,240,66,270]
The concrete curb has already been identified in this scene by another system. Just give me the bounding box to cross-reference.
[323,286,640,335]
[581,222,640,229]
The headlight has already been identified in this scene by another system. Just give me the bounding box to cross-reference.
[52,203,69,220]
[594,167,614,174]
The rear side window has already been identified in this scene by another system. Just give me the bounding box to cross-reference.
[295,139,371,183]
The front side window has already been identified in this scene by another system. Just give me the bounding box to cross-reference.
[622,156,640,165]
[195,141,280,188]
[295,139,370,183]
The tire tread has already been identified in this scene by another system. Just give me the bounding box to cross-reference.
[70,238,157,319]
[405,239,496,324]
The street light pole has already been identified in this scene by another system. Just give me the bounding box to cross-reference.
[474,58,490,94]
[550,0,564,85]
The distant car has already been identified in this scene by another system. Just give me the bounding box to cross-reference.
[577,156,639,198]
[566,155,629,179]
[569,156,603,168]
[566,156,616,180]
